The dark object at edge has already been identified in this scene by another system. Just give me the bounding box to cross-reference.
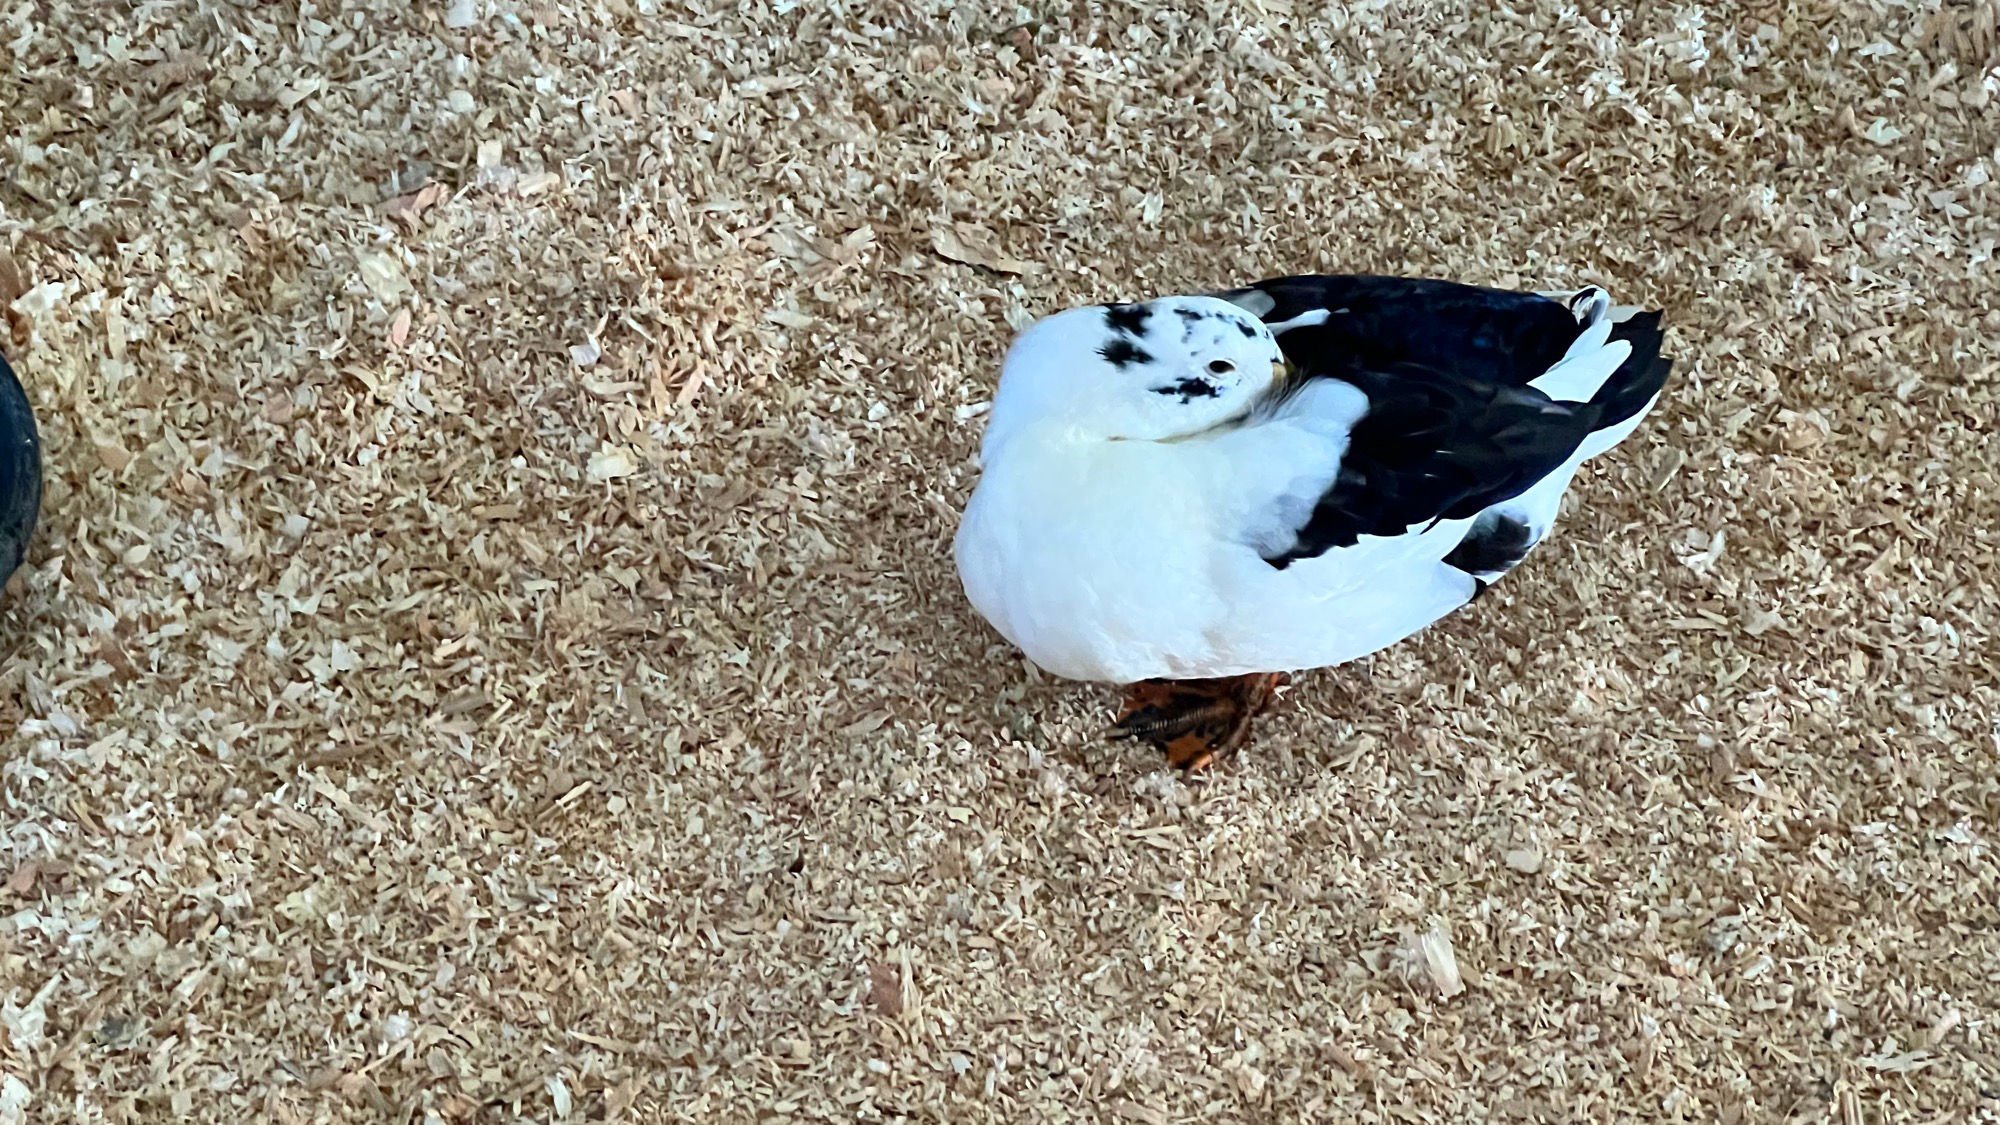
[0,348,41,591]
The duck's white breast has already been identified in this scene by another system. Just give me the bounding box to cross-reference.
[953,439,1229,683]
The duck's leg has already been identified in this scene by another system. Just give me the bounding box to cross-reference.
[1105,672,1292,771]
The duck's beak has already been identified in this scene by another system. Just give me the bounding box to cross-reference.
[1271,358,1296,394]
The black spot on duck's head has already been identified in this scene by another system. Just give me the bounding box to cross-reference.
[1098,338,1152,369]
[1150,376,1222,403]
[1102,303,1152,336]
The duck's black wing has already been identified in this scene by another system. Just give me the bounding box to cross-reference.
[1214,275,1671,570]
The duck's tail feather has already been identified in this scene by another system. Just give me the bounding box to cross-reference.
[1523,287,1674,460]
[1526,287,1630,404]
[1594,309,1674,431]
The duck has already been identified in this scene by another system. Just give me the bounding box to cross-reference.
[0,348,42,594]
[952,274,1674,771]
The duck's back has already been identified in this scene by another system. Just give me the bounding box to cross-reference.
[1214,276,1673,575]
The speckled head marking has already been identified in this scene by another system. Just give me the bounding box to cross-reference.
[1099,338,1152,369]
[983,295,1291,449]
[1152,376,1222,403]
[1102,303,1152,336]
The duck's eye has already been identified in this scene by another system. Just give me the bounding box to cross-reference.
[1206,359,1236,375]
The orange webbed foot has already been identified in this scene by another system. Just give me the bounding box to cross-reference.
[1105,672,1291,772]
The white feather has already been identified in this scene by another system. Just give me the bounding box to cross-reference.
[1528,290,1631,403]
[1487,295,1663,547]
[955,388,1476,680]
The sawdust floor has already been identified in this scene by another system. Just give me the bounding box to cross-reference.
[3,2,1999,1122]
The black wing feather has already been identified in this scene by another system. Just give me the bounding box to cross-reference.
[1220,274,1582,383]
[1220,275,1671,570]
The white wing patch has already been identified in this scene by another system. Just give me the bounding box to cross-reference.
[1221,378,1368,558]
[1527,293,1632,404]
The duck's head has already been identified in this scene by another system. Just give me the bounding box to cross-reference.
[980,296,1290,453]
